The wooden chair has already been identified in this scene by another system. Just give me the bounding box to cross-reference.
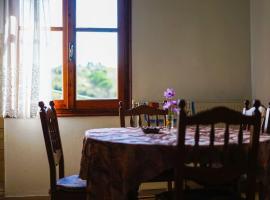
[119,101,168,127]
[243,99,266,133]
[241,99,267,200]
[39,101,86,200]
[119,101,173,194]
[264,102,270,133]
[172,100,261,200]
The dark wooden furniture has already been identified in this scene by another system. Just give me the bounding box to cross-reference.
[243,99,266,133]
[172,100,261,200]
[79,127,270,200]
[119,101,173,195]
[264,102,270,133]
[39,101,86,200]
[238,99,268,200]
[119,101,168,127]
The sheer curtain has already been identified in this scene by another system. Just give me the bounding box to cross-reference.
[1,0,51,118]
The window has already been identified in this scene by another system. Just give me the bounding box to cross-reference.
[50,0,131,116]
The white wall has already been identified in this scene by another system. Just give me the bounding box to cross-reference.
[250,0,270,105]
[3,0,252,197]
[132,0,251,102]
[5,117,119,196]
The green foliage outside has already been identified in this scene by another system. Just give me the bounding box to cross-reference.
[51,62,117,100]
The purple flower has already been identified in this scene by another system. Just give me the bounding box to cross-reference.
[173,107,180,113]
[163,88,178,113]
[171,100,177,105]
[164,88,176,99]
[163,101,172,110]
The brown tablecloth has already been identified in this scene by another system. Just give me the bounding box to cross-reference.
[79,127,270,200]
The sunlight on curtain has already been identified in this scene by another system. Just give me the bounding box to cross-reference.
[1,0,51,118]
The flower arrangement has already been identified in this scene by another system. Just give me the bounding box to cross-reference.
[163,88,178,129]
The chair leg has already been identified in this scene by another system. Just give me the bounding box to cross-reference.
[50,193,56,200]
[127,185,139,200]
[167,181,173,191]
[258,182,265,200]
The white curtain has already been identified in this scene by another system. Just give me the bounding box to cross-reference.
[1,0,51,118]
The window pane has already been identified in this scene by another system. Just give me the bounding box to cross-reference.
[76,32,118,100]
[50,0,63,27]
[50,31,63,99]
[76,0,117,28]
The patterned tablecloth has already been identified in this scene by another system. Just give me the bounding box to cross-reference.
[79,127,270,200]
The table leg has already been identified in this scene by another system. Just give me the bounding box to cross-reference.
[167,181,173,191]
[258,181,265,200]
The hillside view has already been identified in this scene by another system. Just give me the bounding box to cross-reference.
[51,62,117,100]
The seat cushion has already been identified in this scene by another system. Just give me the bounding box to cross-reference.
[57,175,86,191]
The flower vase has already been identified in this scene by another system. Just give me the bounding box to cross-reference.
[166,113,174,130]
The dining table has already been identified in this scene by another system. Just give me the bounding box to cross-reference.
[79,127,270,200]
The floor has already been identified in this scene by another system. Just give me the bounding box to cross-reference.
[139,189,166,199]
[1,189,162,200]
[1,191,260,200]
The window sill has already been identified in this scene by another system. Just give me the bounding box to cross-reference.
[56,108,119,117]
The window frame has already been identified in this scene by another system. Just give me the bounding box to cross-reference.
[53,0,131,116]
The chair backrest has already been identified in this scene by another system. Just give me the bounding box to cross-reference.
[243,99,266,133]
[264,102,270,133]
[175,100,261,200]
[119,101,168,127]
[39,101,64,192]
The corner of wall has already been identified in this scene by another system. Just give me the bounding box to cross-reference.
[0,118,4,197]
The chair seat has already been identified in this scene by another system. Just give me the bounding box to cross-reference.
[57,175,86,191]
[155,188,242,200]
